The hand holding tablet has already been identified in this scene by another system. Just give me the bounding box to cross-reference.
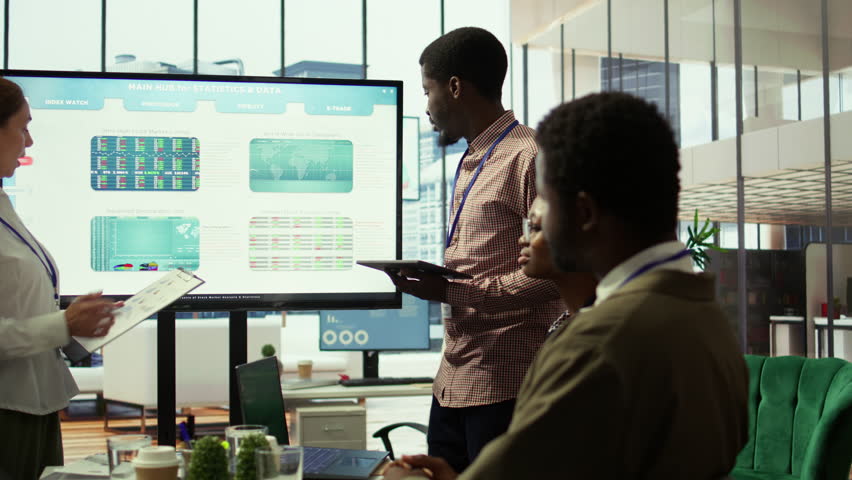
[356,260,472,280]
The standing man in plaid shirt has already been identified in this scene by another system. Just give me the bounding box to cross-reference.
[388,27,563,472]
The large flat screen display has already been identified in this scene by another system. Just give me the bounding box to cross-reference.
[2,70,402,310]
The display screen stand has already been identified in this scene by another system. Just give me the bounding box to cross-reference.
[363,350,380,378]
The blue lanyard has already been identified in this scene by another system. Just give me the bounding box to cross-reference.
[446,120,519,248]
[0,216,59,303]
[618,249,692,290]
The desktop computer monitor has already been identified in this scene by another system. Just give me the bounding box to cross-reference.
[318,294,431,351]
[2,70,402,310]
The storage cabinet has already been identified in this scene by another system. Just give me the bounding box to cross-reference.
[293,405,366,449]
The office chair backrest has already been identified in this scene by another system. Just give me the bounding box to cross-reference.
[234,356,290,446]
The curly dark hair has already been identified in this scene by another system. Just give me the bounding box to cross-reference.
[0,77,25,127]
[536,92,680,239]
[419,27,507,102]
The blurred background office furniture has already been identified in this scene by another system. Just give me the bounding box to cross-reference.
[708,250,806,356]
[805,244,852,358]
[279,313,361,380]
[238,357,428,455]
[813,318,852,361]
[732,355,852,480]
[294,405,367,449]
[281,383,432,402]
[769,316,807,357]
[101,316,280,430]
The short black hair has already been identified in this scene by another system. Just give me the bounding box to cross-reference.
[419,27,507,102]
[537,92,680,239]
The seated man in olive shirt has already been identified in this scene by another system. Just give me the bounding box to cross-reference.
[383,92,749,480]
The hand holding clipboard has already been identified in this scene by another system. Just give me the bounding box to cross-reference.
[62,268,205,363]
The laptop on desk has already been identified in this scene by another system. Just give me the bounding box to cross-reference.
[235,357,389,480]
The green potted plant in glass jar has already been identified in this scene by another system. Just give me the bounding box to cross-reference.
[234,433,270,480]
[186,435,228,480]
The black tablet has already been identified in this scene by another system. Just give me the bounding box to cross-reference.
[356,260,472,280]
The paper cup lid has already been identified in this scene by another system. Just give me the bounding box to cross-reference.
[132,446,180,468]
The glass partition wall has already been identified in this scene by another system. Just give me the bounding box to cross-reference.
[827,0,852,360]
[521,0,846,358]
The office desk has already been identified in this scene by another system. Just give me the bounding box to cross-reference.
[282,383,433,401]
[768,315,805,356]
[813,317,852,360]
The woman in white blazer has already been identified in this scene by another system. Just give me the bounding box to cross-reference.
[0,77,123,480]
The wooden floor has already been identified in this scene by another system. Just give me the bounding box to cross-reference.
[60,407,228,462]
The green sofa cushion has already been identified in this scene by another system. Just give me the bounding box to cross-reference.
[734,355,852,480]
[754,356,804,473]
[799,363,852,480]
[736,355,766,470]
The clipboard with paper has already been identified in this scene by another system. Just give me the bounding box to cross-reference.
[62,268,205,363]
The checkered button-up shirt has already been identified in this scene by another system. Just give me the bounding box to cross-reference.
[436,110,564,408]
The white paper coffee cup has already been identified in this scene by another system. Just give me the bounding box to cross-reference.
[133,446,180,480]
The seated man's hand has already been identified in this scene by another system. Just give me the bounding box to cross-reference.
[382,460,431,480]
[382,455,458,480]
[384,269,449,303]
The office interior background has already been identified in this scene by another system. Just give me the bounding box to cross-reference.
[3,0,851,383]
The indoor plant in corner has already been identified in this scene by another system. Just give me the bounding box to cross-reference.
[685,209,724,270]
[261,344,285,378]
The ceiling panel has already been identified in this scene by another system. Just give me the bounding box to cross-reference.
[679,160,852,225]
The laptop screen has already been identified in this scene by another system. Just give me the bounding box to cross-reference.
[235,356,290,445]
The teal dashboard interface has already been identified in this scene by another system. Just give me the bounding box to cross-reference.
[91,136,200,191]
[5,74,400,306]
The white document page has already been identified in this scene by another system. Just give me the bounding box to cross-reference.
[54,459,109,477]
[73,268,205,352]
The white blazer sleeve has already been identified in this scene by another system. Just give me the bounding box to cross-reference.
[0,311,69,360]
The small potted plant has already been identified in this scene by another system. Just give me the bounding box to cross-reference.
[261,344,285,377]
[187,435,228,480]
[234,433,270,480]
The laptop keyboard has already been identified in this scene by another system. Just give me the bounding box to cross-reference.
[302,447,341,473]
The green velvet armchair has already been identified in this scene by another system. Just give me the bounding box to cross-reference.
[732,355,852,480]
